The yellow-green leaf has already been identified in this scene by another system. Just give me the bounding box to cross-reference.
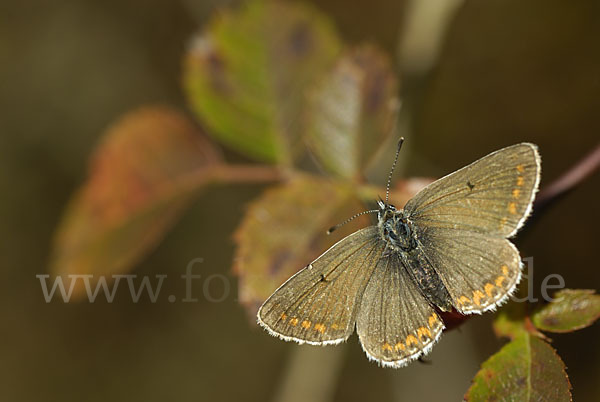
[532,289,600,333]
[466,333,572,401]
[233,175,368,314]
[493,300,528,340]
[184,0,342,164]
[492,275,547,340]
[50,106,221,298]
[305,44,399,178]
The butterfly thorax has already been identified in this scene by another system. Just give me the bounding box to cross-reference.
[377,204,417,252]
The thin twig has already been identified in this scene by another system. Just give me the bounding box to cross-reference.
[535,143,600,211]
[210,163,285,184]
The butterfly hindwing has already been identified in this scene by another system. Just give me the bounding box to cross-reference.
[415,227,522,314]
[404,143,541,238]
[356,253,445,367]
[257,227,383,345]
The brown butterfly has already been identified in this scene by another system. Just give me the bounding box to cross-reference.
[258,140,541,367]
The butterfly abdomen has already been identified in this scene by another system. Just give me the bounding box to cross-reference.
[379,207,453,311]
[400,247,453,312]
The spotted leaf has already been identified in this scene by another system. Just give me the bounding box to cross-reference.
[532,289,600,333]
[184,0,342,164]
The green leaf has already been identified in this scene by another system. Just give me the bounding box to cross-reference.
[493,300,528,340]
[50,107,221,298]
[492,274,547,340]
[305,44,399,179]
[532,289,600,333]
[184,0,342,164]
[233,175,367,315]
[466,333,572,401]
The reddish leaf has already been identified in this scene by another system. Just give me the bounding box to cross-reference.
[439,310,470,331]
[50,106,220,298]
[388,177,434,208]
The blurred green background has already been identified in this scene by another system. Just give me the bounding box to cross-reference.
[1,0,598,401]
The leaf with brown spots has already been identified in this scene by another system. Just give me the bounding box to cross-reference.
[305,44,400,178]
[184,0,342,164]
[233,175,370,315]
[465,333,572,401]
[532,289,600,333]
[49,107,221,298]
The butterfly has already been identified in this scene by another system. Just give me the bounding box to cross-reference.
[257,139,541,368]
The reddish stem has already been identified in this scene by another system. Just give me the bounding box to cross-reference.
[210,163,285,183]
[535,143,600,209]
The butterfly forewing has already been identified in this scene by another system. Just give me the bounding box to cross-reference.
[404,143,541,237]
[258,227,383,345]
[357,253,445,367]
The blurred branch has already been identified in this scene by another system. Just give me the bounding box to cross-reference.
[535,142,600,211]
[210,163,285,183]
[398,0,464,76]
[272,345,346,402]
[390,0,464,177]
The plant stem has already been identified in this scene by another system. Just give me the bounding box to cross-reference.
[535,143,600,210]
[210,163,285,183]
[272,345,346,402]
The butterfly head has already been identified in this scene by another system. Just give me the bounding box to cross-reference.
[377,199,396,220]
[328,138,406,236]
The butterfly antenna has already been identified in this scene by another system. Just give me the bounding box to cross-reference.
[385,137,405,204]
[327,209,379,235]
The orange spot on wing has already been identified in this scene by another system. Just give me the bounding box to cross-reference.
[508,202,517,214]
[495,276,506,287]
[331,323,339,330]
[512,188,521,198]
[517,176,524,186]
[417,327,432,340]
[382,342,393,352]
[314,323,326,333]
[280,313,287,321]
[457,295,471,306]
[301,320,311,329]
[405,334,418,346]
[428,314,437,327]
[484,283,495,297]
[517,164,525,173]
[473,290,485,306]
[502,265,509,275]
[394,342,406,352]
[289,318,299,326]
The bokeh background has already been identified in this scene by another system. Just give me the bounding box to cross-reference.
[2,0,598,401]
